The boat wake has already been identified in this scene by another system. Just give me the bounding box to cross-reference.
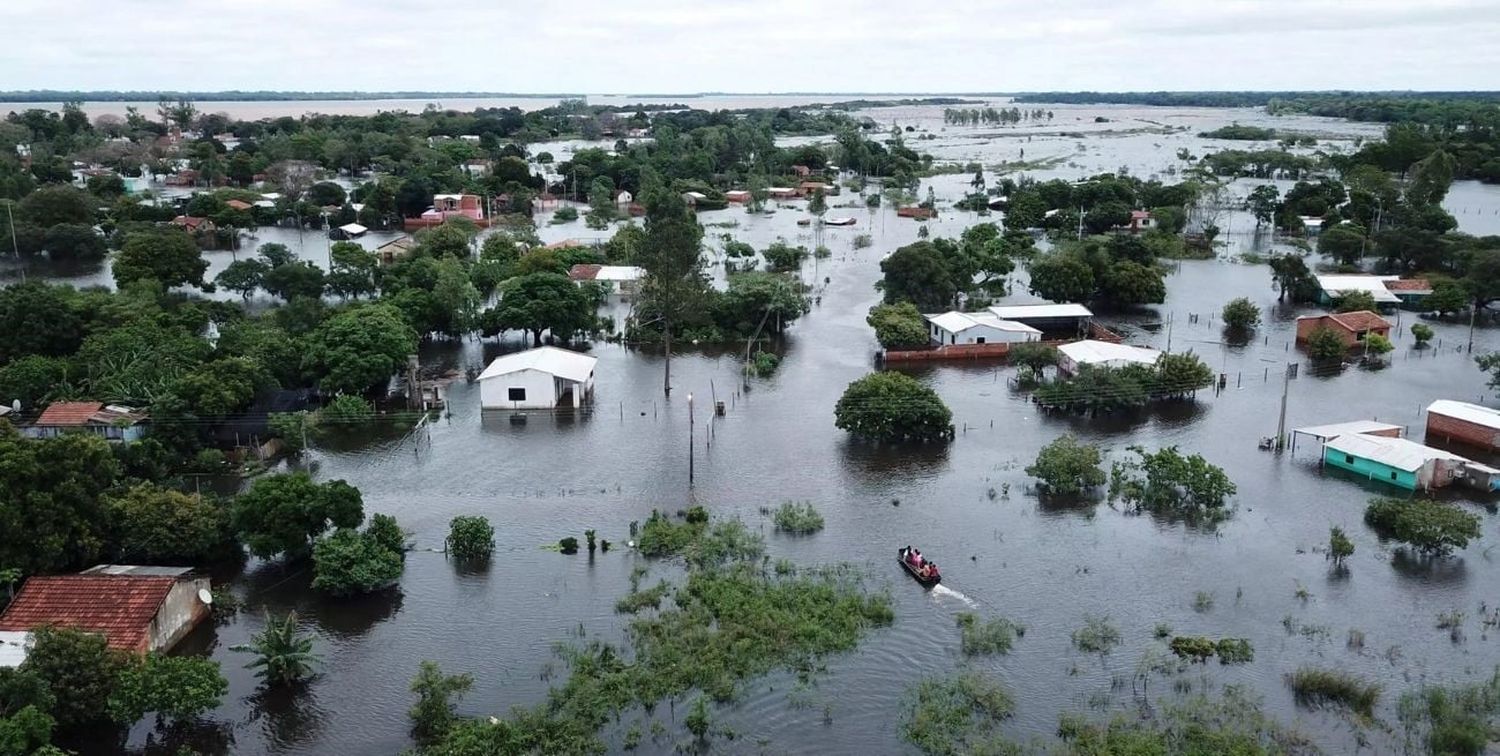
[929,584,978,608]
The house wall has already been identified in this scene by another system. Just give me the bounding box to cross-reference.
[480,368,560,410]
[147,577,210,653]
[1297,317,1389,346]
[1322,447,1418,489]
[1426,412,1500,451]
[929,323,1038,346]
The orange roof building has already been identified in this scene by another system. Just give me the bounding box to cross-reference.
[1295,311,1392,347]
[0,568,211,654]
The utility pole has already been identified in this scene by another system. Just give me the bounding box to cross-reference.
[3,200,22,282]
[1468,305,1478,353]
[687,392,695,485]
[1275,362,1295,451]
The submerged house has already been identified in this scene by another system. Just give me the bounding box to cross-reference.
[25,402,147,442]
[924,311,1041,346]
[568,264,645,295]
[1295,311,1391,348]
[1313,274,1430,308]
[0,566,211,660]
[1056,340,1161,376]
[1426,400,1500,451]
[1322,433,1498,491]
[478,347,598,410]
[986,303,1094,337]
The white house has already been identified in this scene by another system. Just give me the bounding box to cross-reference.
[1056,340,1161,375]
[615,190,633,206]
[478,347,598,410]
[924,311,1042,346]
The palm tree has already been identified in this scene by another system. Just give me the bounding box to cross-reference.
[234,611,318,686]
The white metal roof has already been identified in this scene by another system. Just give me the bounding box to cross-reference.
[1324,434,1466,472]
[1315,274,1402,304]
[987,303,1094,320]
[595,266,644,282]
[1293,420,1404,441]
[1057,340,1161,366]
[1427,400,1500,431]
[477,347,598,384]
[0,631,30,668]
[925,311,1042,335]
[338,223,367,235]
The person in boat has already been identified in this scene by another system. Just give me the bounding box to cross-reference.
[911,549,923,567]
[925,562,939,579]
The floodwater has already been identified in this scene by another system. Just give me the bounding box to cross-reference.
[18,101,1500,754]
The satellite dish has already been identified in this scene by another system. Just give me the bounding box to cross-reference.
[197,588,213,605]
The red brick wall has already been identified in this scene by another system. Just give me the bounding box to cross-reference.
[1426,412,1500,450]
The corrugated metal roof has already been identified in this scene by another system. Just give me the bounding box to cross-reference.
[1427,400,1500,431]
[1057,340,1161,366]
[80,564,193,577]
[1293,420,1404,441]
[987,303,1093,320]
[925,312,1041,334]
[1315,275,1402,303]
[477,347,598,384]
[1324,434,1465,472]
[0,575,178,651]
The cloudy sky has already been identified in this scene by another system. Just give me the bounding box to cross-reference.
[3,0,1499,93]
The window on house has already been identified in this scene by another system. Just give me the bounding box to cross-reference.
[976,337,986,344]
[1345,454,1355,464]
[1390,471,1398,480]
[507,387,526,401]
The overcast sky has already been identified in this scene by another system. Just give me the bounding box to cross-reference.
[3,0,1499,93]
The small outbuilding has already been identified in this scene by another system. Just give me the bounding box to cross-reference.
[478,347,598,410]
[568,264,645,295]
[0,567,211,657]
[924,311,1041,346]
[1322,434,1473,491]
[1056,340,1161,376]
[1426,400,1500,451]
[986,303,1094,335]
[1314,274,1402,307]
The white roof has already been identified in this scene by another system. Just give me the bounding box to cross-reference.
[253,200,276,208]
[1324,434,1466,472]
[260,192,282,200]
[987,303,1094,320]
[1427,400,1500,431]
[1057,340,1161,366]
[595,265,644,282]
[925,311,1042,335]
[338,223,367,235]
[477,347,597,384]
[1316,275,1401,304]
[0,631,30,668]
[1293,420,1403,441]
[767,186,795,192]
[434,193,464,201]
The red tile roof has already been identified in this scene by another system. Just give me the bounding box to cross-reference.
[569,263,602,281]
[0,575,177,651]
[35,402,103,427]
[224,199,253,211]
[1384,278,1431,291]
[1329,311,1392,333]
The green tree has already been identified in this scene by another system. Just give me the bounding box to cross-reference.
[1109,445,1236,521]
[311,527,404,597]
[327,241,378,299]
[1269,254,1318,303]
[410,661,474,746]
[0,667,53,755]
[107,654,227,725]
[1027,253,1095,304]
[231,472,364,560]
[1099,260,1166,306]
[447,515,495,562]
[1026,436,1106,495]
[113,228,208,289]
[1425,281,1468,315]
[880,241,958,311]
[106,484,233,565]
[366,513,406,557]
[234,611,318,687]
[1246,185,1280,227]
[1410,322,1434,345]
[866,302,929,350]
[485,272,594,346]
[0,427,119,574]
[42,223,107,262]
[0,282,84,362]
[21,626,126,730]
[18,184,93,227]
[638,191,708,395]
[307,181,347,207]
[834,372,953,442]
[416,219,478,258]
[1221,298,1261,329]
[1361,332,1394,356]
[431,256,483,337]
[0,355,70,408]
[1317,223,1368,265]
[1152,352,1215,398]
[1333,289,1379,313]
[762,241,809,273]
[1364,497,1479,557]
[1306,327,1348,361]
[262,261,327,301]
[304,304,418,394]
[1008,342,1058,381]
[171,356,272,416]
[215,258,269,299]
[1328,527,1354,566]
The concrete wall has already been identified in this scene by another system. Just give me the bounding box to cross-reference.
[148,577,210,653]
[930,323,1039,346]
[1427,412,1500,451]
[1323,447,1418,490]
[480,368,559,410]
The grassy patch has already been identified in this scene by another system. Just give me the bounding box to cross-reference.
[955,613,1025,656]
[771,501,825,534]
[1398,668,1500,756]
[1072,614,1122,654]
[1287,666,1380,717]
[1057,686,1312,753]
[900,672,1015,755]
[636,508,764,567]
[614,581,672,614]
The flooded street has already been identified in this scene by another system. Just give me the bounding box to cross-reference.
[21,99,1500,754]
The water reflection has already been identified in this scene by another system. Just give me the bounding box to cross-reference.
[836,438,950,484]
[1390,549,1469,586]
[245,686,328,752]
[129,720,236,756]
[1034,490,1101,519]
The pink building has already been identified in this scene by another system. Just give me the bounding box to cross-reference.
[423,194,485,222]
